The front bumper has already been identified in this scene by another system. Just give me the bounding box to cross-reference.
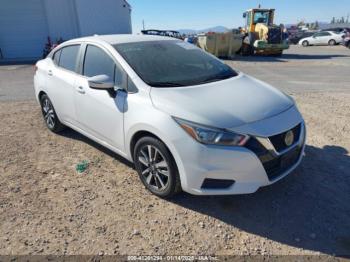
[172,108,305,195]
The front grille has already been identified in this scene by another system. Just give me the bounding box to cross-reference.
[269,124,301,152]
[268,27,282,44]
[262,147,302,181]
[245,137,303,181]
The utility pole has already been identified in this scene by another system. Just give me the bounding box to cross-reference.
[142,20,145,30]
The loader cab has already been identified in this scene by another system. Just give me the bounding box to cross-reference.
[243,9,275,32]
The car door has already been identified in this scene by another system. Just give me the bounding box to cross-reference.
[46,45,80,125]
[74,43,127,153]
[320,32,332,45]
[310,33,322,45]
[314,32,331,45]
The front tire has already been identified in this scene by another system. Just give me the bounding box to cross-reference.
[133,136,181,198]
[302,40,309,47]
[40,94,65,133]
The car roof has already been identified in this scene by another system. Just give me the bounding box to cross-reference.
[65,34,177,45]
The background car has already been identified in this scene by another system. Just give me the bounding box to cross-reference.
[341,29,350,48]
[299,31,344,46]
[289,31,315,45]
[321,27,350,33]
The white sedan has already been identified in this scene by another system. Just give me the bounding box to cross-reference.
[34,35,306,198]
[299,31,344,47]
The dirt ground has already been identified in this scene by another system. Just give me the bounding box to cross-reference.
[0,91,349,256]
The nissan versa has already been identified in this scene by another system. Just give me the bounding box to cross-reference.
[34,35,306,198]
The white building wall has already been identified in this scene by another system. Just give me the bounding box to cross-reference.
[0,0,132,60]
[44,0,79,41]
[0,0,48,59]
[74,0,132,36]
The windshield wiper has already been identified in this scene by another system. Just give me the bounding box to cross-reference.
[149,82,186,87]
[198,74,233,85]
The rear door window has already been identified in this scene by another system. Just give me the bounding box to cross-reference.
[58,45,80,72]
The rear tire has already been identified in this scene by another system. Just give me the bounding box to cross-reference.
[328,39,336,46]
[40,94,65,133]
[302,40,309,47]
[241,43,254,56]
[133,136,181,198]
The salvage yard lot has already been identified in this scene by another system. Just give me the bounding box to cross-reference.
[0,45,349,256]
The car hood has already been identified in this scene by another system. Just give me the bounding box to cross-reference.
[150,73,294,129]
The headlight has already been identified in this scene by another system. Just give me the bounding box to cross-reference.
[173,117,249,146]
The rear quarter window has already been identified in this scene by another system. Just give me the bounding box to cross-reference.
[52,50,61,65]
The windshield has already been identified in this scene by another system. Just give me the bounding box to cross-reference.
[253,11,270,24]
[114,40,238,87]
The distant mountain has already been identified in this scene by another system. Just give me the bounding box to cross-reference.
[178,26,229,35]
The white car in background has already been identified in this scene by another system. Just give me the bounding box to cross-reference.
[299,31,344,47]
[34,35,306,198]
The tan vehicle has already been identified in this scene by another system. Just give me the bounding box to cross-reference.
[241,8,289,56]
[197,31,243,58]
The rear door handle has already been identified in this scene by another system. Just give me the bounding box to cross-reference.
[77,86,86,94]
[48,70,53,76]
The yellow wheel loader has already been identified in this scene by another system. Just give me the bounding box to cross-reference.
[241,8,289,56]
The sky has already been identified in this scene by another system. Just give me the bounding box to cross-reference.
[128,0,350,33]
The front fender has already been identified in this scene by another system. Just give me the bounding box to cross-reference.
[125,111,191,190]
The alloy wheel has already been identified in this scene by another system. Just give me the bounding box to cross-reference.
[329,40,336,46]
[138,145,170,191]
[42,98,55,129]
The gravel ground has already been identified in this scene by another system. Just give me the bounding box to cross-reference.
[0,92,349,256]
[0,45,349,257]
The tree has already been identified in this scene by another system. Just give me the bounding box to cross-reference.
[315,21,319,29]
[297,20,305,27]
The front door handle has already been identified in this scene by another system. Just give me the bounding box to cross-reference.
[77,86,86,94]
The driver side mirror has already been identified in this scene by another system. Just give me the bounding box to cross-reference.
[88,75,119,98]
[88,75,114,90]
